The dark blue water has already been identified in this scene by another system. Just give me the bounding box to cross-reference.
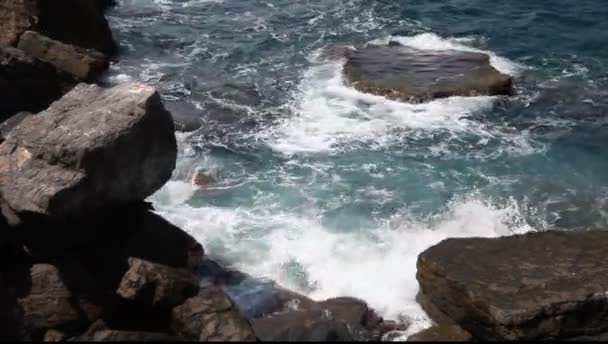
[105,0,608,333]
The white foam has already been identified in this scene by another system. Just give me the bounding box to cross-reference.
[152,183,534,335]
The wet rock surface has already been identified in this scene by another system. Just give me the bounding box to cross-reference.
[407,325,472,342]
[417,230,608,341]
[343,42,513,102]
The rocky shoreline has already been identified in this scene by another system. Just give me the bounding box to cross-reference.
[1,1,606,342]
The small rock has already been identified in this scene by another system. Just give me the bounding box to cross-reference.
[191,170,217,188]
[117,258,200,309]
[0,82,177,218]
[18,31,109,82]
[407,325,472,342]
[43,329,66,342]
[171,287,257,341]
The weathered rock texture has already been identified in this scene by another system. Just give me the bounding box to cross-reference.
[172,287,257,341]
[0,0,115,54]
[343,42,513,102]
[117,258,200,309]
[18,31,109,82]
[0,82,177,218]
[417,230,608,341]
[0,46,62,121]
[407,325,472,342]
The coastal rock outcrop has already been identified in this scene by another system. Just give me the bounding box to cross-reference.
[0,0,115,54]
[0,82,177,218]
[416,230,608,341]
[343,42,513,102]
[0,46,62,121]
[171,287,258,342]
[17,31,109,82]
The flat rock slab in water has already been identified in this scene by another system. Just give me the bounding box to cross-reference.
[417,230,608,341]
[343,43,512,102]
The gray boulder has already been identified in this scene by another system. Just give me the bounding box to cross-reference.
[0,0,115,54]
[0,82,177,218]
[343,42,512,103]
[117,258,200,309]
[17,31,109,82]
[0,46,62,121]
[171,287,257,341]
[417,230,608,341]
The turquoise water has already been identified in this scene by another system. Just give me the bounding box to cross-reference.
[105,0,608,333]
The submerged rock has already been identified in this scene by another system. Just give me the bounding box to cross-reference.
[343,42,512,102]
[0,0,115,54]
[171,287,257,341]
[417,230,608,341]
[0,82,177,218]
[0,46,63,121]
[18,31,109,82]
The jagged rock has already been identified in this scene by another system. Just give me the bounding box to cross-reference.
[43,329,66,342]
[251,297,386,341]
[407,325,472,342]
[18,31,109,82]
[343,42,512,102]
[91,330,185,342]
[117,258,200,309]
[0,0,115,54]
[0,82,177,218]
[0,46,62,121]
[416,230,608,341]
[17,263,102,337]
[171,287,257,341]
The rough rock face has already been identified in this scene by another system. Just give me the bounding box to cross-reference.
[407,325,472,342]
[416,230,608,341]
[17,264,102,336]
[0,0,115,54]
[0,82,177,218]
[0,46,62,121]
[117,258,200,309]
[171,287,257,341]
[18,31,109,82]
[90,330,185,342]
[343,42,513,102]
[251,297,386,341]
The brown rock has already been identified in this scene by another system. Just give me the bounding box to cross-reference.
[407,325,472,342]
[0,46,62,121]
[0,0,115,54]
[17,263,102,334]
[171,287,257,341]
[91,330,185,342]
[416,230,608,341]
[343,42,513,103]
[117,258,199,309]
[0,82,177,218]
[18,31,109,82]
[43,329,66,342]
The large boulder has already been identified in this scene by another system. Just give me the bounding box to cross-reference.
[18,31,109,82]
[343,42,513,103]
[16,263,102,338]
[251,297,388,341]
[0,46,63,121]
[117,258,200,309]
[171,287,257,341]
[416,230,608,341]
[0,82,177,218]
[0,0,115,54]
